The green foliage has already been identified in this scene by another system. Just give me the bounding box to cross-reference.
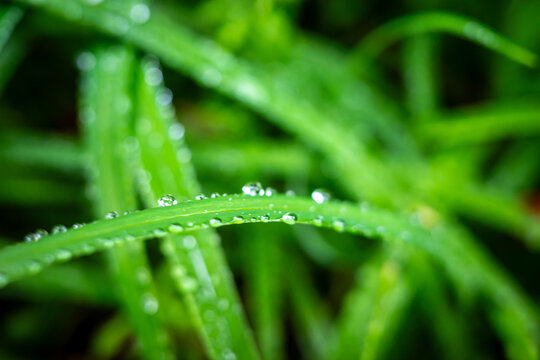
[1,0,539,359]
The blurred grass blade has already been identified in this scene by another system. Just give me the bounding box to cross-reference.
[133,57,260,360]
[244,229,285,360]
[418,104,540,146]
[288,254,333,359]
[403,35,438,121]
[326,247,413,360]
[80,46,173,360]
[0,32,25,97]
[489,140,540,194]
[351,11,538,71]
[0,130,82,173]
[0,6,23,54]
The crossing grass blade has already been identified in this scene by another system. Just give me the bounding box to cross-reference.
[79,46,173,360]
[133,56,261,360]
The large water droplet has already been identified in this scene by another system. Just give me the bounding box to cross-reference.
[168,123,184,140]
[264,187,276,196]
[182,235,197,249]
[158,194,178,207]
[311,189,331,204]
[209,218,222,227]
[281,212,297,225]
[76,51,96,71]
[130,3,151,24]
[141,293,159,314]
[242,182,264,196]
[105,211,119,219]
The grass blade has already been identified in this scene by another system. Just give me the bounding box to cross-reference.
[0,194,537,358]
[80,46,173,360]
[133,57,260,360]
[351,11,538,70]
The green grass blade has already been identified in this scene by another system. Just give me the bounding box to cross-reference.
[326,246,413,360]
[80,46,173,360]
[489,140,540,194]
[418,104,540,147]
[0,194,537,357]
[287,254,333,359]
[244,229,285,360]
[403,35,438,121]
[133,57,260,360]
[0,6,23,54]
[351,11,538,70]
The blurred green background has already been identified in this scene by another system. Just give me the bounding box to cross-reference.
[0,0,539,359]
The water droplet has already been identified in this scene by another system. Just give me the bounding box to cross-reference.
[312,216,323,227]
[232,216,245,224]
[180,277,198,292]
[72,223,85,229]
[168,123,184,140]
[158,194,177,207]
[222,349,237,360]
[242,182,264,196]
[136,268,151,285]
[52,225,67,234]
[285,189,296,197]
[153,228,166,237]
[209,218,222,227]
[261,214,270,223]
[105,211,119,219]
[55,249,72,261]
[24,233,38,242]
[76,51,96,71]
[168,224,184,233]
[145,67,163,86]
[281,212,297,225]
[36,229,48,238]
[311,189,331,204]
[182,235,197,249]
[141,293,159,314]
[211,192,221,198]
[157,88,173,106]
[27,260,42,274]
[195,194,206,200]
[218,298,230,311]
[332,219,345,232]
[176,148,192,163]
[264,187,276,196]
[130,3,151,24]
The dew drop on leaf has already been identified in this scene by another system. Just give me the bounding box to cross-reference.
[105,211,119,219]
[168,223,184,233]
[333,219,345,232]
[281,212,297,225]
[311,189,331,204]
[232,216,245,224]
[158,194,178,207]
[130,3,151,24]
[141,293,159,315]
[52,225,67,234]
[242,182,264,196]
[209,218,222,227]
